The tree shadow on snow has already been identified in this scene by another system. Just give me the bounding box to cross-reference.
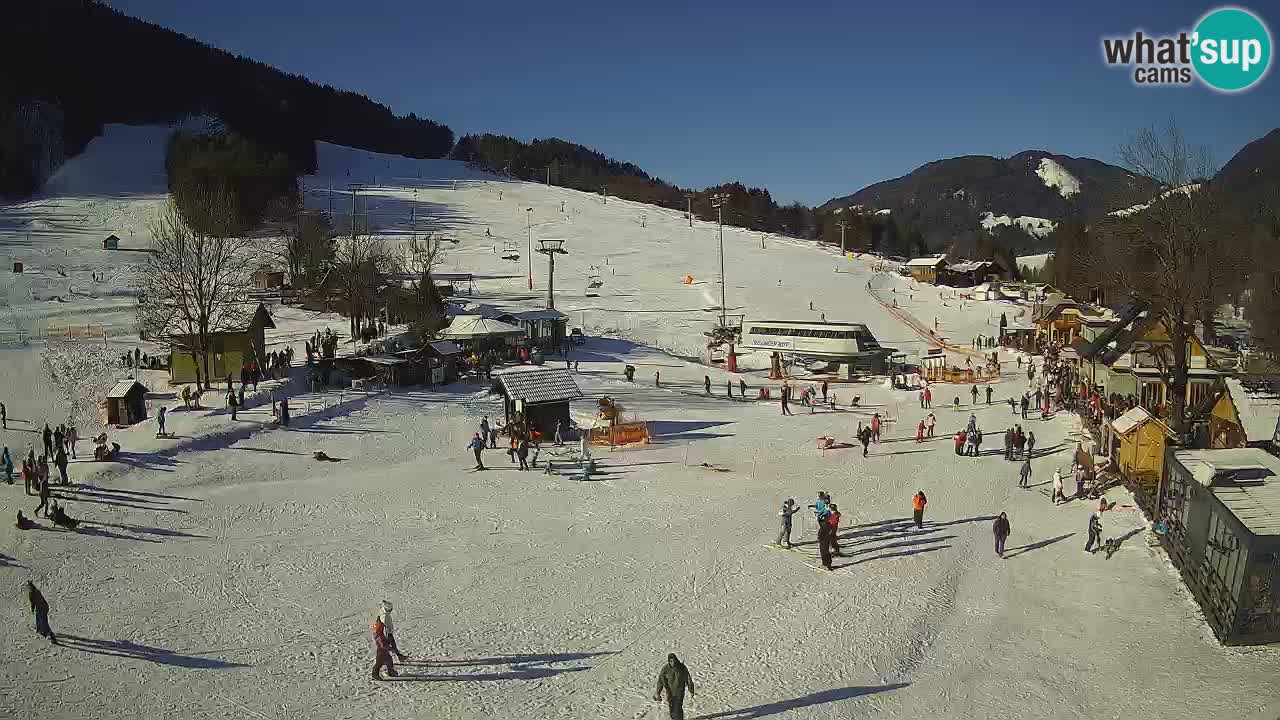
[692,682,910,719]
[59,635,250,669]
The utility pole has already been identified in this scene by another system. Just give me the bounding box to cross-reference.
[328,177,333,218]
[711,193,729,328]
[602,185,608,204]
[837,219,848,256]
[526,207,533,290]
[350,186,357,241]
[685,193,694,227]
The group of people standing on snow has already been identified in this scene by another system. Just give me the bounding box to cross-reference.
[1003,425,1035,460]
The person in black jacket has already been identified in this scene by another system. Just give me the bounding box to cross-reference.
[1086,512,1103,553]
[654,653,695,720]
[516,438,530,471]
[993,512,1011,557]
[27,581,56,643]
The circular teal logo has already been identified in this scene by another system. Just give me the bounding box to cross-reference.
[1192,7,1272,92]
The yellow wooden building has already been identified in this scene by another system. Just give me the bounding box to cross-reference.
[1203,378,1280,450]
[167,303,276,385]
[904,255,948,284]
[1108,405,1175,508]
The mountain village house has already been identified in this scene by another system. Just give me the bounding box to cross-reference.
[165,303,275,385]
[904,255,948,284]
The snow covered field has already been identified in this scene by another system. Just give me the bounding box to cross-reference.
[3,127,1280,719]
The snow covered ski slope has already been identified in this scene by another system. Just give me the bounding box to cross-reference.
[1,130,1278,720]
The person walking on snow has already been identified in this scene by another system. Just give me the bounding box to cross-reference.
[34,473,51,518]
[912,491,928,529]
[1085,511,1103,553]
[870,413,881,444]
[1,401,6,429]
[726,380,732,398]
[926,412,936,437]
[157,406,167,437]
[916,419,926,443]
[480,416,490,445]
[517,437,530,471]
[985,385,994,405]
[919,390,925,408]
[654,653,695,720]
[378,600,405,661]
[371,618,398,680]
[554,420,563,446]
[1020,394,1030,420]
[42,424,52,460]
[52,426,63,457]
[468,433,486,470]
[27,581,56,643]
[993,512,1011,557]
[924,386,932,408]
[227,388,238,420]
[655,370,661,388]
[1,446,11,485]
[777,498,800,549]
[1052,468,1065,504]
[1019,458,1032,488]
[953,430,966,456]
[858,425,871,457]
[739,379,747,398]
[54,447,68,485]
[971,385,979,405]
[704,376,711,395]
[1026,430,1036,458]
[781,385,793,416]
[821,380,828,404]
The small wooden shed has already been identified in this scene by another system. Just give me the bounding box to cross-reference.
[1108,405,1174,509]
[104,380,148,426]
[103,234,120,250]
[253,269,285,290]
[492,366,582,440]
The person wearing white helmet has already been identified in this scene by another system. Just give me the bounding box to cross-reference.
[378,600,405,661]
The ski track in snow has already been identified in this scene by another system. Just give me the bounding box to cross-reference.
[0,125,1278,720]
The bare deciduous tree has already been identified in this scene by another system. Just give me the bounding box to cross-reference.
[258,209,334,291]
[325,230,394,343]
[136,200,253,391]
[399,235,448,342]
[1093,122,1247,434]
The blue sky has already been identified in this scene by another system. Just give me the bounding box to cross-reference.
[108,0,1279,205]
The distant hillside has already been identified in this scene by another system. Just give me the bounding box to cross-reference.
[1,0,453,196]
[1213,128,1280,218]
[820,151,1158,251]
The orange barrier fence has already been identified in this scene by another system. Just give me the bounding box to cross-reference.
[590,421,651,446]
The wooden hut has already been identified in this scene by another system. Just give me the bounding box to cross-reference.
[103,380,148,426]
[492,366,582,440]
[1159,449,1280,644]
[1202,378,1280,450]
[166,303,276,384]
[424,340,461,385]
[103,234,120,250]
[253,269,285,290]
[904,255,949,284]
[1107,405,1174,510]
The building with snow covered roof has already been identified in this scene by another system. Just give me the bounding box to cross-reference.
[1200,378,1280,451]
[904,255,949,284]
[1159,448,1280,644]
